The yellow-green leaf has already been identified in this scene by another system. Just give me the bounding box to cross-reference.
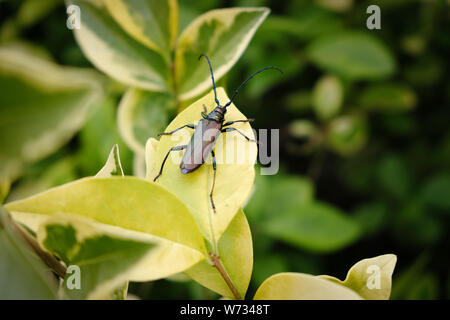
[185,209,253,299]
[0,43,104,187]
[254,273,363,300]
[145,137,159,180]
[104,0,178,61]
[69,0,169,91]
[95,144,124,178]
[175,7,270,100]
[319,254,397,300]
[38,214,154,299]
[5,177,206,287]
[93,144,127,299]
[148,88,257,244]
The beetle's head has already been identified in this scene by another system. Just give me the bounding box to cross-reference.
[217,105,227,114]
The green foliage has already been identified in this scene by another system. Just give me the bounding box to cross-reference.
[118,88,172,154]
[307,31,396,80]
[175,7,269,100]
[104,0,178,61]
[420,174,450,211]
[67,0,270,158]
[261,201,360,252]
[391,255,438,300]
[77,97,133,176]
[69,0,169,92]
[376,154,412,199]
[326,115,368,156]
[359,83,417,113]
[246,174,360,253]
[0,43,104,192]
[0,207,58,299]
[1,0,447,300]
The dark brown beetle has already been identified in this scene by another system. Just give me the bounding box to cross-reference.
[154,54,281,213]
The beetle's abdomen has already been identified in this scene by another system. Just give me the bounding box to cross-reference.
[180,119,221,174]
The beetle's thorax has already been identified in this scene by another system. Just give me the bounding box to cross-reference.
[207,106,226,123]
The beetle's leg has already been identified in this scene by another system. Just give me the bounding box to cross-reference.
[222,119,255,127]
[158,124,195,136]
[221,127,258,143]
[153,145,187,182]
[201,104,208,119]
[210,150,217,214]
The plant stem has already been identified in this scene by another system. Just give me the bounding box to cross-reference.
[209,252,242,300]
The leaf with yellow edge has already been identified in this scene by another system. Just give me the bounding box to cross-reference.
[95,144,124,178]
[5,177,206,292]
[104,0,178,62]
[93,144,128,299]
[254,273,363,300]
[38,214,154,299]
[148,87,257,244]
[185,209,253,300]
[68,0,168,91]
[0,43,104,190]
[318,254,397,300]
[175,7,270,100]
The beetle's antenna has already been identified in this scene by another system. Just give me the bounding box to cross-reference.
[224,66,283,108]
[199,54,220,106]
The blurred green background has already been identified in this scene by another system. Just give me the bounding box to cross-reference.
[1,0,449,299]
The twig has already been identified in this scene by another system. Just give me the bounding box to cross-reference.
[209,252,242,300]
[9,215,67,278]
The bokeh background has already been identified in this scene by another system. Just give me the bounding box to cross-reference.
[1,0,449,299]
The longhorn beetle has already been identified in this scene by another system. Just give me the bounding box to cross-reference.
[153,54,282,213]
